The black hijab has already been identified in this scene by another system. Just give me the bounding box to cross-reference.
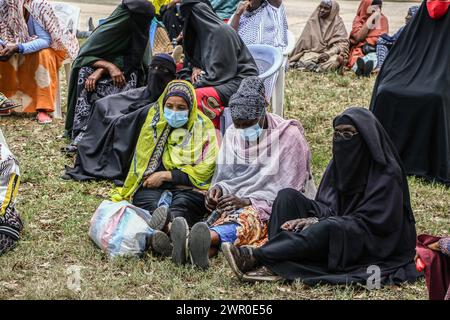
[64,55,176,182]
[316,107,416,272]
[370,1,450,185]
[144,54,177,105]
[332,115,371,195]
[179,0,258,104]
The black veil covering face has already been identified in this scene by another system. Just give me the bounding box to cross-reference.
[139,54,177,109]
[257,108,419,285]
[370,1,450,186]
[65,0,156,136]
[64,55,176,183]
[179,0,258,104]
[332,116,371,196]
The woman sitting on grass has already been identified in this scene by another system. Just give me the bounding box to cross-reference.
[165,77,313,269]
[110,80,219,256]
[65,0,155,148]
[0,0,78,123]
[347,0,388,77]
[180,0,258,128]
[222,107,419,285]
[63,54,177,182]
[289,0,349,73]
[373,5,419,73]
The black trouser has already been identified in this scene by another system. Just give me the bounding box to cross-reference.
[254,188,331,265]
[132,188,208,227]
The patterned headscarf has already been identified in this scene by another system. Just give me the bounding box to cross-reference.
[163,81,194,110]
[229,76,267,121]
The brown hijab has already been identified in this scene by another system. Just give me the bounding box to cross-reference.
[290,0,348,60]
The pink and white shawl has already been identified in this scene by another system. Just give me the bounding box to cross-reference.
[0,0,78,59]
[212,113,312,221]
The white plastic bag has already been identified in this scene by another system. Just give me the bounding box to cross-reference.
[89,200,153,258]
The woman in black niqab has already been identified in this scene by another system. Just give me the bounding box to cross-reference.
[63,54,177,183]
[370,1,450,186]
[224,107,419,286]
[178,0,258,127]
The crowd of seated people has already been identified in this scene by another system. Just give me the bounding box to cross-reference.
[1,0,449,296]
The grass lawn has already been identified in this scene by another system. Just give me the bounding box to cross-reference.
[0,71,448,300]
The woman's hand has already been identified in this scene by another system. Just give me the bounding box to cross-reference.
[205,186,223,212]
[318,53,330,63]
[217,194,251,216]
[281,217,319,232]
[85,68,105,92]
[191,67,203,84]
[107,64,126,88]
[428,241,441,252]
[143,171,171,189]
[0,43,18,59]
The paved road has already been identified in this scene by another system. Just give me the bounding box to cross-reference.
[66,0,420,40]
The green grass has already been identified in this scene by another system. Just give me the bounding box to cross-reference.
[0,71,448,300]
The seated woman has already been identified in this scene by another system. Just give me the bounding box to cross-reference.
[370,2,450,186]
[0,129,23,255]
[63,54,177,183]
[289,0,349,73]
[211,0,241,21]
[230,0,288,49]
[167,77,313,269]
[347,0,388,77]
[222,107,419,285]
[374,6,419,72]
[0,0,78,123]
[110,80,219,255]
[180,0,259,128]
[65,0,155,146]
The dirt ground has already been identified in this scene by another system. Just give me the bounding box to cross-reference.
[62,0,420,38]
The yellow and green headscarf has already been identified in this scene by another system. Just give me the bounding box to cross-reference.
[111,80,219,202]
[151,0,171,15]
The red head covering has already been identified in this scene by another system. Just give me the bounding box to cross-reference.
[427,0,450,19]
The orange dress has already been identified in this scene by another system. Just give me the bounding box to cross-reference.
[0,48,66,113]
[347,0,389,68]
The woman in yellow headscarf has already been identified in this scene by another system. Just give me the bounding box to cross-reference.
[111,80,219,253]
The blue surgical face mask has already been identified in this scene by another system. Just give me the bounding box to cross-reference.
[164,107,189,128]
[241,121,263,142]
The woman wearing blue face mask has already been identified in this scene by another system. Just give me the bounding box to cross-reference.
[166,77,314,270]
[111,80,219,257]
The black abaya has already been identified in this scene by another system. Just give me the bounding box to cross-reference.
[370,1,450,186]
[254,108,419,286]
[160,6,183,40]
[180,0,258,105]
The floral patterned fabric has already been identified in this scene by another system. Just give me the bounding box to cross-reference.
[71,66,138,145]
[212,206,268,247]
